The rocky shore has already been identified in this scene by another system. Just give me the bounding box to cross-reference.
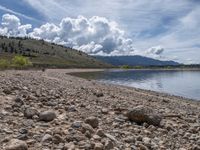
[0,69,200,150]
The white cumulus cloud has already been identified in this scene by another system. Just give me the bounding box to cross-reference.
[146,46,164,55]
[28,15,135,54]
[0,14,32,37]
[0,14,135,55]
[1,13,176,60]
[144,46,165,59]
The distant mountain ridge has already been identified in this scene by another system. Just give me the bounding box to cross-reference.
[95,55,180,66]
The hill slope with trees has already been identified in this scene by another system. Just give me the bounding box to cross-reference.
[0,36,112,68]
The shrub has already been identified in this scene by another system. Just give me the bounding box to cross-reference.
[0,59,10,68]
[120,65,132,69]
[12,55,32,67]
[133,66,144,69]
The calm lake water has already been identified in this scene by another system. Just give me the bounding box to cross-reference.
[75,70,200,100]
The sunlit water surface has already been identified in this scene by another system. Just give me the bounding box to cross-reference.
[75,70,200,100]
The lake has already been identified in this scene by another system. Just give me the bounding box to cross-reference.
[74,70,200,101]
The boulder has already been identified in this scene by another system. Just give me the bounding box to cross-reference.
[39,110,56,122]
[126,105,162,126]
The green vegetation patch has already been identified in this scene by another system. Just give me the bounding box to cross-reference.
[120,65,133,69]
[0,59,10,68]
[0,55,32,69]
[12,55,32,67]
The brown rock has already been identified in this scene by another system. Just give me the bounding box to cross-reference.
[96,129,105,137]
[24,108,38,119]
[5,139,28,150]
[94,143,104,150]
[126,105,162,126]
[139,144,148,150]
[105,140,114,150]
[82,123,95,133]
[85,116,99,128]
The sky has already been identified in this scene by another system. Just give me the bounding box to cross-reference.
[0,0,199,64]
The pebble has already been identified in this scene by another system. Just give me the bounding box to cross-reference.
[96,129,105,137]
[94,143,104,150]
[124,136,135,143]
[82,123,94,133]
[93,134,101,140]
[63,142,76,150]
[139,144,149,150]
[85,116,99,128]
[71,121,82,128]
[24,108,38,119]
[105,140,114,150]
[41,134,53,143]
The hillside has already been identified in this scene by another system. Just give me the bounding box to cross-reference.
[95,55,180,67]
[0,36,112,68]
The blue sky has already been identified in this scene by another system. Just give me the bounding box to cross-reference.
[0,0,199,64]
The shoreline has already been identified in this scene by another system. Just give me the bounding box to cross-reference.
[0,69,200,149]
[68,68,200,102]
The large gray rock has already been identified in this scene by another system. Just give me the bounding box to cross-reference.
[5,139,28,150]
[126,105,162,126]
[39,110,56,122]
